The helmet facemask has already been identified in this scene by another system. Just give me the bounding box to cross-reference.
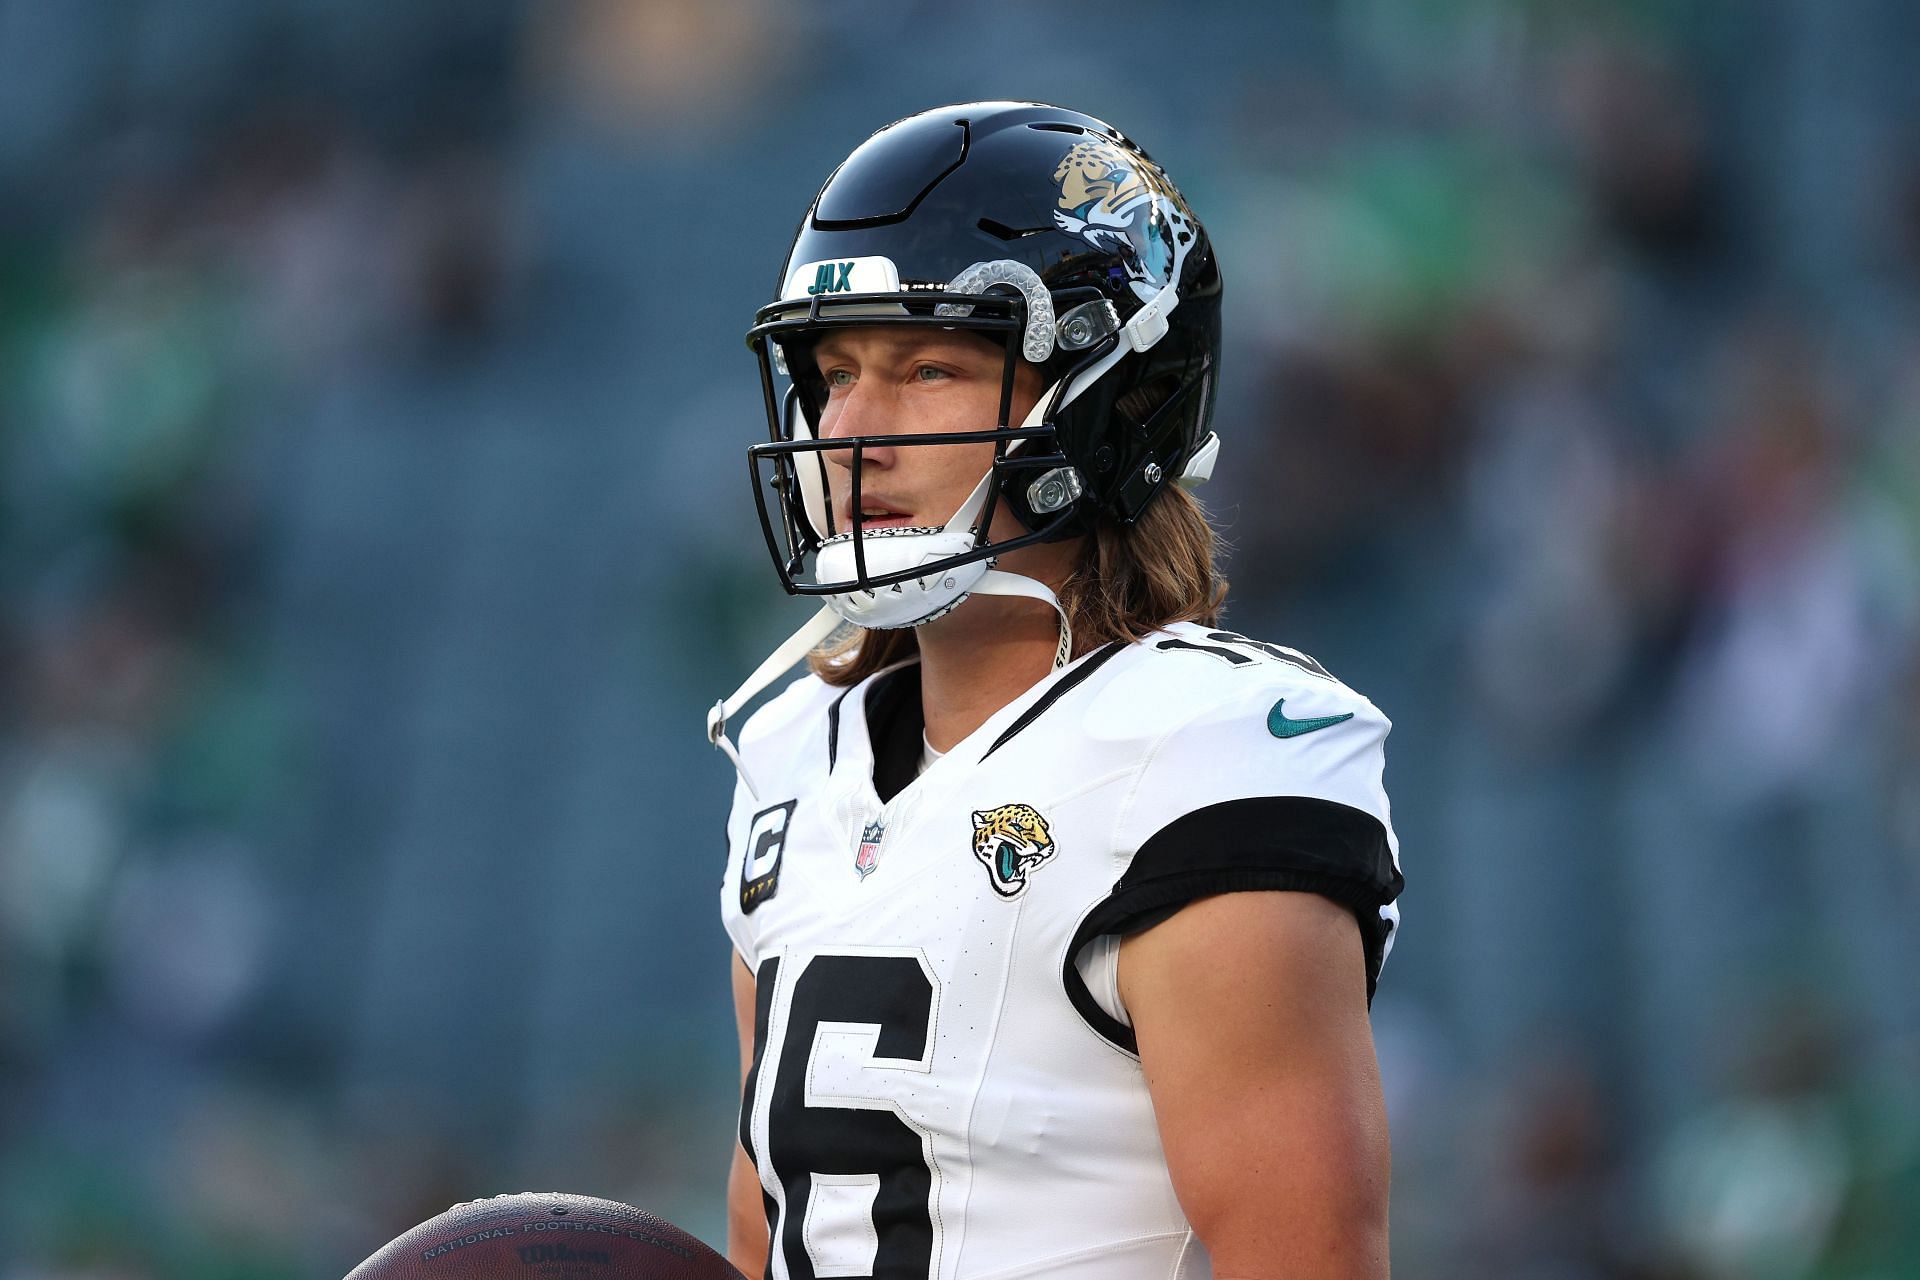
[745,273,1115,629]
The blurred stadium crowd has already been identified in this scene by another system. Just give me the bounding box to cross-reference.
[2,1,1918,1276]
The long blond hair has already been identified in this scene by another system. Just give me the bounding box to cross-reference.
[807,483,1227,687]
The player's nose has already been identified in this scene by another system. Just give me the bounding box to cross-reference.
[821,382,898,469]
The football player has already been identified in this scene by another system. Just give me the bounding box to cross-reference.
[708,103,1403,1280]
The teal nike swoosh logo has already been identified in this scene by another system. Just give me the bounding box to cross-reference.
[1268,699,1354,739]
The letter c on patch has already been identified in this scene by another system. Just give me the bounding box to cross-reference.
[741,799,797,914]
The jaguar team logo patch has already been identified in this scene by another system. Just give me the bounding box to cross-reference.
[970,803,1058,899]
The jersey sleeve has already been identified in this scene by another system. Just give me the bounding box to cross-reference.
[715,671,839,973]
[1065,674,1404,1051]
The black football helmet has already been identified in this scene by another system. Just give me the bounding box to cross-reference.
[743,101,1223,623]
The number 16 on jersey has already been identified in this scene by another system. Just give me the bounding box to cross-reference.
[742,949,944,1279]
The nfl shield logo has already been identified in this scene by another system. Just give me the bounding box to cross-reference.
[854,819,885,880]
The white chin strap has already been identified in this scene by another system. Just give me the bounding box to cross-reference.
[705,603,840,796]
[706,572,1073,798]
[707,459,1074,796]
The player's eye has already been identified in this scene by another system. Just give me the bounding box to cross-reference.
[824,369,854,389]
[914,365,952,383]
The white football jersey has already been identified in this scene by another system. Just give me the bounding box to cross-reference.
[720,622,1403,1280]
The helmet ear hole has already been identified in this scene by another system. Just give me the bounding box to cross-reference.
[1114,374,1178,432]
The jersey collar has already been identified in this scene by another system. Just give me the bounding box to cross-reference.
[826,642,1129,808]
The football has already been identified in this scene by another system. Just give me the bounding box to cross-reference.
[345,1192,747,1279]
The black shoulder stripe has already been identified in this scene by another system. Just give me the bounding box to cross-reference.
[1128,796,1401,903]
[1062,796,1403,1053]
[979,641,1127,761]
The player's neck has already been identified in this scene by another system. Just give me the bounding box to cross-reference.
[914,593,1066,754]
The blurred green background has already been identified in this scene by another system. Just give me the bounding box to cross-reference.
[2,1,1918,1276]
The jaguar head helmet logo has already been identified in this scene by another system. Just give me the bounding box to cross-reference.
[970,803,1058,899]
[1049,138,1194,303]
[1053,140,1151,219]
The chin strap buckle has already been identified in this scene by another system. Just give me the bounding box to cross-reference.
[707,701,761,799]
[1123,302,1169,352]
